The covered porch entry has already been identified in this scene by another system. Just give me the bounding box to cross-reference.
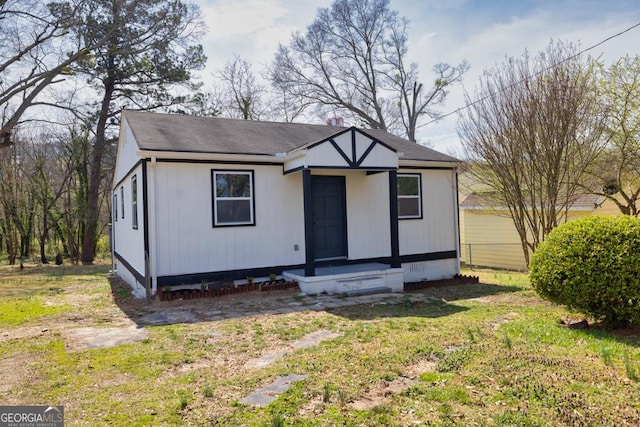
[280,127,404,294]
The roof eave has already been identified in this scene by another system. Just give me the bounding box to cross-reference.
[135,151,460,169]
[399,159,460,169]
[137,150,282,164]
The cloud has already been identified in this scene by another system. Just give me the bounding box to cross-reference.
[202,0,288,38]
[192,0,640,153]
[406,3,640,152]
[198,0,332,76]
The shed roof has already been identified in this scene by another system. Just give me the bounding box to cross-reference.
[460,191,605,210]
[122,110,458,163]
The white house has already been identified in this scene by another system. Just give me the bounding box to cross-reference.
[112,111,461,298]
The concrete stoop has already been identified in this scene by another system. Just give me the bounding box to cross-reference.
[283,263,403,295]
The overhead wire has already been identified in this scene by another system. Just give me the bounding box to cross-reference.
[424,21,640,126]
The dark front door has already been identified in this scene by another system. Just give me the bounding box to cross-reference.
[312,175,347,260]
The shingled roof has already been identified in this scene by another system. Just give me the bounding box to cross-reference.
[122,110,458,163]
[460,191,605,210]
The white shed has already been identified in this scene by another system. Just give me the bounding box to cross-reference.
[112,111,461,297]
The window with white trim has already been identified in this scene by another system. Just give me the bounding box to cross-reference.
[131,175,138,229]
[212,170,254,226]
[397,174,422,219]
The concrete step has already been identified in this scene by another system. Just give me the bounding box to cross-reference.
[342,286,392,297]
[337,275,385,291]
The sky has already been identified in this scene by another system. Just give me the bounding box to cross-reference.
[194,0,640,155]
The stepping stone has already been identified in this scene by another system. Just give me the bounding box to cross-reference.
[65,326,148,351]
[239,374,308,406]
[245,330,341,369]
[291,330,341,349]
[141,311,198,326]
[245,351,288,369]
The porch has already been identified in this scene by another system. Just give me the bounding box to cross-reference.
[283,262,404,295]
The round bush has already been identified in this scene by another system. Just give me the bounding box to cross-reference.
[529,215,640,326]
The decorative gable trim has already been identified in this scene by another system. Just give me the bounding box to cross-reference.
[283,127,399,173]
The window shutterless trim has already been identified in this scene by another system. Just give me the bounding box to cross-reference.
[120,186,124,219]
[132,175,138,229]
[211,169,256,227]
[397,173,423,220]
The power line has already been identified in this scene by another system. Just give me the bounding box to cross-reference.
[425,20,640,126]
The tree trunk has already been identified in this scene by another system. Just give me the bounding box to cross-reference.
[80,75,115,264]
[40,204,48,264]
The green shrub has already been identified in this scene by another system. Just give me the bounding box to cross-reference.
[95,234,111,259]
[529,215,640,327]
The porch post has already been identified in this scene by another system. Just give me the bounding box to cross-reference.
[389,170,401,268]
[303,168,315,276]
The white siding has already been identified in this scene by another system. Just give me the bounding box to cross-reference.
[319,168,459,281]
[403,259,459,282]
[153,163,305,277]
[113,163,145,285]
[113,119,141,187]
[344,171,391,259]
[399,169,457,255]
[117,262,146,298]
[305,131,398,169]
[147,163,459,282]
[359,144,397,169]
[334,132,352,156]
[307,142,351,168]
[284,155,305,173]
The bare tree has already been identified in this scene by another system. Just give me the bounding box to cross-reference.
[585,55,640,216]
[63,0,206,264]
[0,0,119,146]
[215,56,267,120]
[384,31,469,141]
[269,0,468,141]
[0,139,38,264]
[269,87,311,123]
[458,41,606,265]
[59,125,93,264]
[25,136,74,264]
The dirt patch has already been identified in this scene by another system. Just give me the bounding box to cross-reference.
[64,325,148,352]
[0,312,135,345]
[0,277,141,344]
[0,326,50,344]
[467,292,551,307]
[586,322,640,340]
[404,358,437,379]
[350,376,416,410]
[346,356,437,410]
[489,311,520,329]
[0,355,26,395]
[0,353,42,404]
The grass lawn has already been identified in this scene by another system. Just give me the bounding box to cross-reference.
[0,263,639,426]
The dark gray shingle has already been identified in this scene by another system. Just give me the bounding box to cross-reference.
[123,110,458,163]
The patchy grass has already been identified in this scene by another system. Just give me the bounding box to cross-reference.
[0,264,639,425]
[0,297,70,327]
